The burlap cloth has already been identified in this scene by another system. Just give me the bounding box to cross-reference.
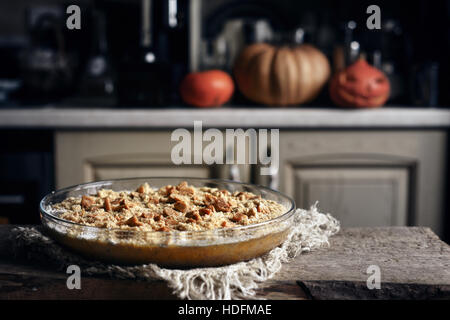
[9,204,339,300]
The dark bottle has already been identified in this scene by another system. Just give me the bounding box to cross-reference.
[78,10,115,105]
[117,0,171,107]
[161,0,191,104]
[19,13,74,103]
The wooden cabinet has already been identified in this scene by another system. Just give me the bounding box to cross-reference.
[55,131,249,188]
[286,164,409,227]
[56,131,214,188]
[275,131,446,235]
[56,130,447,236]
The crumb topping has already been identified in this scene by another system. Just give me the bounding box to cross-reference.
[52,181,286,232]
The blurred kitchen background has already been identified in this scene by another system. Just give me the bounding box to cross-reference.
[0,0,449,241]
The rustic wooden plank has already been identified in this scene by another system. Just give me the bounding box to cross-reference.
[0,262,176,299]
[276,227,450,284]
[1,225,449,299]
[256,280,308,300]
[276,227,450,299]
[0,261,305,300]
[0,226,11,258]
[297,280,450,300]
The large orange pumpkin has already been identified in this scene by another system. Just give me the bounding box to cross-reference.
[329,58,390,108]
[180,70,234,108]
[233,43,330,106]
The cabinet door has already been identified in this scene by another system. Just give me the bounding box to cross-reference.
[287,166,409,227]
[277,131,446,236]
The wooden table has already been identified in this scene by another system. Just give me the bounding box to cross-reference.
[1,226,449,300]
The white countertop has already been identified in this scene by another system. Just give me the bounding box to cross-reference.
[1,106,450,129]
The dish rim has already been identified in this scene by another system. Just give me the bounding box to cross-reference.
[40,177,296,236]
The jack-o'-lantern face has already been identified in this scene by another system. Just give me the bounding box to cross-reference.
[330,59,390,108]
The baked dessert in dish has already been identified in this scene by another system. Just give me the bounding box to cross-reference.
[53,181,286,232]
[40,178,296,267]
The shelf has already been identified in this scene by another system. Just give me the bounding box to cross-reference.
[0,106,450,129]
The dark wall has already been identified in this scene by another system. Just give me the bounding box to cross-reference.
[0,0,449,106]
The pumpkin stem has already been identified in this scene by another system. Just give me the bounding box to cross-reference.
[293,28,305,45]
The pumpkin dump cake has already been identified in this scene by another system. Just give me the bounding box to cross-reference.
[43,179,294,267]
[52,181,286,232]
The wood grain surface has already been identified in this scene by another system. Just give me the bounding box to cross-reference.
[0,226,449,300]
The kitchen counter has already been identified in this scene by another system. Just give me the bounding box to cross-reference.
[1,226,449,300]
[1,106,450,129]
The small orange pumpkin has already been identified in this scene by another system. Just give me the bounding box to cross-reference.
[233,43,330,106]
[180,70,234,108]
[329,58,390,108]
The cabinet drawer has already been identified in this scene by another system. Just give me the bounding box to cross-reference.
[55,131,248,188]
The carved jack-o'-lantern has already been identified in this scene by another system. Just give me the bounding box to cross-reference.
[329,58,390,108]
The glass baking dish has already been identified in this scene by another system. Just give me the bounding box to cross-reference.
[40,177,296,267]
